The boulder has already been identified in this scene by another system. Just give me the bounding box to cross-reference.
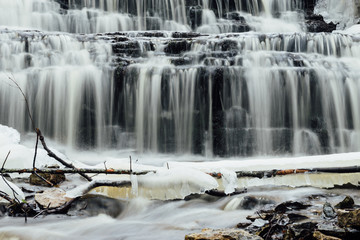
[67,194,124,218]
[338,209,360,229]
[185,229,263,240]
[274,201,310,213]
[305,14,337,33]
[323,202,336,219]
[164,40,191,55]
[35,188,72,209]
[335,196,355,209]
[30,172,65,186]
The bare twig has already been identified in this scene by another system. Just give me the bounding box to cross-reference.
[36,128,92,181]
[1,151,20,203]
[32,134,54,187]
[7,75,35,131]
[0,190,14,203]
[2,168,154,175]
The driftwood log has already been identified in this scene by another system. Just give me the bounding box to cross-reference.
[2,166,360,178]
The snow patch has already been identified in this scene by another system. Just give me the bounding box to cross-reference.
[0,177,25,202]
[0,124,20,146]
[138,167,219,199]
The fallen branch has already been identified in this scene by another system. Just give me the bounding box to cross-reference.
[208,166,360,179]
[3,166,360,179]
[35,128,92,181]
[0,190,14,203]
[2,168,154,175]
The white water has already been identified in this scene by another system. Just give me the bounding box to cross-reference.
[1,0,360,239]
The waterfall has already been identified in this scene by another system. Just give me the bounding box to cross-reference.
[0,0,360,156]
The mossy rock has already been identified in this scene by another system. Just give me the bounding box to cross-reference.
[29,172,65,186]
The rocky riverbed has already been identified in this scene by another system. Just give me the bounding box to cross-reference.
[1,170,360,240]
[187,190,360,239]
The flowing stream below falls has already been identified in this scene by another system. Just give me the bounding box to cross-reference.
[0,0,360,239]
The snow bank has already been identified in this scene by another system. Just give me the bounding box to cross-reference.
[0,124,80,170]
[0,177,25,202]
[167,152,360,172]
[0,124,20,146]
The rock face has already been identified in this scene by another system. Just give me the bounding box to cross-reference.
[185,229,263,240]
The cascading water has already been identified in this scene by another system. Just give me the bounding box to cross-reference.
[0,0,360,157]
[2,1,360,240]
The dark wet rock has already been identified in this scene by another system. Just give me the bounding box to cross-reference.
[217,40,238,52]
[287,213,309,222]
[317,221,351,239]
[0,203,7,217]
[240,196,260,210]
[225,12,246,22]
[29,172,65,186]
[185,0,199,7]
[164,40,191,55]
[189,5,203,29]
[170,57,193,66]
[332,183,360,190]
[337,209,360,229]
[139,32,166,38]
[238,196,275,210]
[55,0,69,10]
[236,222,252,229]
[306,14,337,33]
[231,23,251,33]
[68,194,124,218]
[112,41,140,57]
[290,221,318,239]
[323,202,337,219]
[185,228,263,240]
[335,196,355,209]
[172,32,203,38]
[274,201,310,213]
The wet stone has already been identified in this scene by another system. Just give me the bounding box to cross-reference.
[335,196,355,209]
[323,202,336,219]
[185,228,263,240]
[68,194,124,218]
[29,172,65,186]
[164,40,191,55]
[172,32,203,38]
[337,209,360,229]
[274,201,310,213]
[35,188,72,209]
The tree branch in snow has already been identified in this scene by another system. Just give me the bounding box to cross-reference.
[7,75,35,131]
[1,151,21,204]
[7,75,93,182]
[35,128,93,181]
[2,168,154,175]
[32,134,54,187]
